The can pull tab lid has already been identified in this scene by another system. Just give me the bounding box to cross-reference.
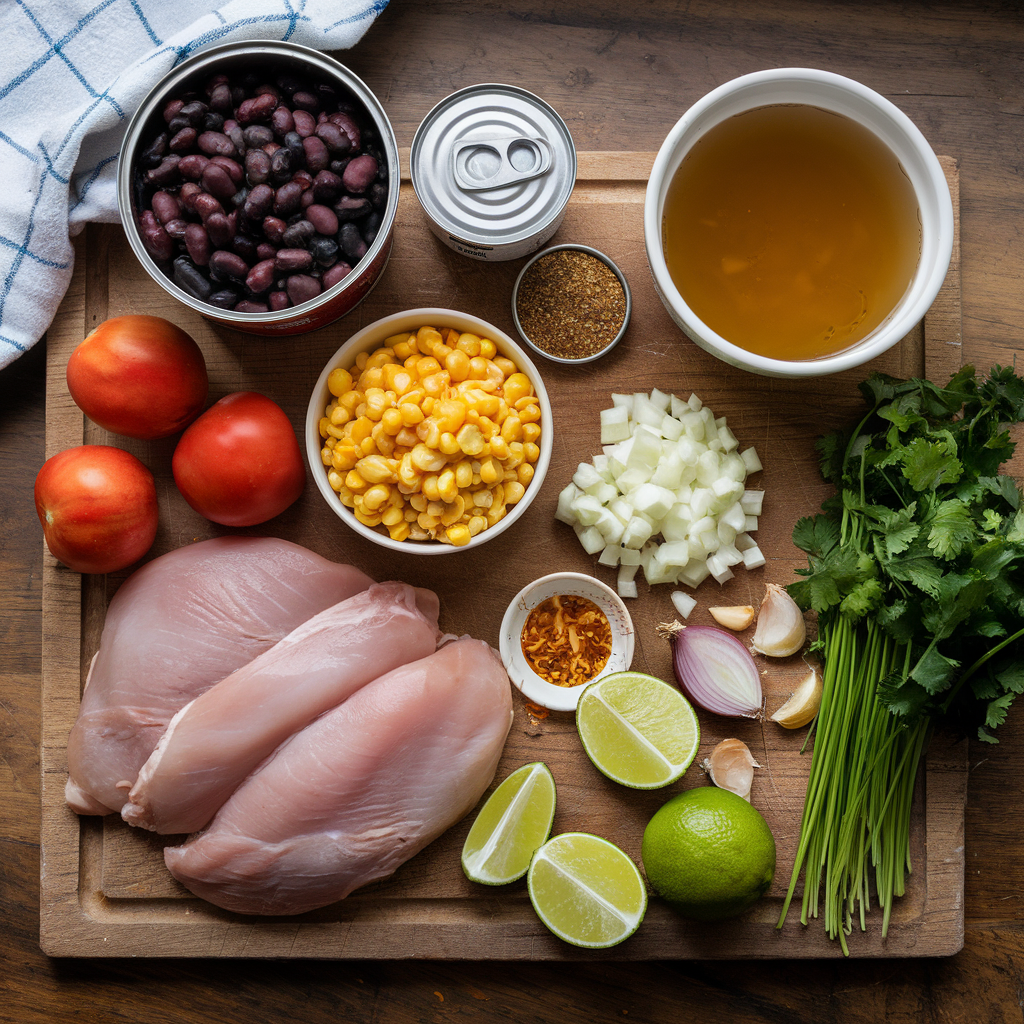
[451,135,553,192]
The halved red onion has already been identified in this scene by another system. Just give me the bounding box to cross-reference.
[657,621,763,718]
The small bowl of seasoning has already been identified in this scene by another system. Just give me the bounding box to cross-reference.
[499,572,635,712]
[511,244,631,363]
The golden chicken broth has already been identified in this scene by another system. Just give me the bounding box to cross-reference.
[662,104,921,361]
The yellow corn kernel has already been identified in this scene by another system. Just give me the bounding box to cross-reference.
[500,415,523,443]
[417,325,443,352]
[486,503,506,527]
[355,453,396,483]
[339,390,364,414]
[456,332,482,357]
[479,337,497,358]
[518,463,534,486]
[414,355,442,379]
[327,366,354,397]
[381,505,405,527]
[467,515,487,536]
[391,339,415,360]
[361,483,391,511]
[398,453,421,489]
[399,401,425,427]
[327,469,345,492]
[445,349,471,382]
[408,525,430,542]
[358,437,375,456]
[380,407,403,435]
[439,431,461,456]
[437,467,458,503]
[417,418,443,449]
[466,389,500,417]
[371,423,395,457]
[432,343,453,363]
[421,371,448,398]
[363,388,390,421]
[434,398,467,433]
[320,445,333,466]
[455,459,474,489]
[329,404,351,427]
[477,415,498,439]
[324,422,346,440]
[456,423,486,456]
[354,509,383,527]
[479,456,501,485]
[522,422,542,444]
[503,372,532,406]
[421,474,442,502]
[472,489,494,508]
[523,441,540,464]
[410,443,447,473]
[395,426,420,449]
[358,366,385,391]
[387,521,411,542]
[506,441,524,467]
[446,524,472,547]
[345,469,369,492]
[385,330,413,349]
[518,402,541,425]
[468,356,490,379]
[505,480,526,505]
[331,445,359,472]
[404,507,419,521]
[488,436,510,460]
[491,483,505,507]
[318,415,331,439]
[417,511,440,530]
[426,500,446,519]
[381,362,410,393]
[355,351,369,371]
[403,352,421,370]
[409,492,428,512]
[366,347,396,370]
[440,493,465,525]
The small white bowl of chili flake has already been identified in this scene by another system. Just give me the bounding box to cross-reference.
[499,571,635,712]
[511,244,631,364]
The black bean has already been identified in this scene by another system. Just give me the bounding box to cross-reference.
[163,218,188,241]
[245,149,271,185]
[311,169,342,203]
[163,98,184,124]
[262,216,287,246]
[202,112,225,132]
[173,257,213,299]
[292,90,319,112]
[368,182,388,209]
[338,221,367,263]
[180,100,208,128]
[243,125,274,149]
[281,219,315,248]
[292,109,316,138]
[273,181,304,218]
[209,83,233,115]
[301,135,329,174]
[207,288,239,309]
[362,210,382,245]
[329,111,361,150]
[333,196,371,222]
[244,183,275,222]
[139,210,173,261]
[139,132,169,169]
[145,155,181,186]
[269,147,293,185]
[205,212,233,248]
[210,249,249,280]
[231,234,259,264]
[310,236,339,267]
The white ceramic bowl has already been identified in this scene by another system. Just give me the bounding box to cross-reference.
[498,572,635,712]
[306,308,553,554]
[644,68,955,378]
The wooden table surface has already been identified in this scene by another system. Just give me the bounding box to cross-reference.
[4,1,1023,1020]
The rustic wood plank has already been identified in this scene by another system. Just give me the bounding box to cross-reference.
[38,156,965,959]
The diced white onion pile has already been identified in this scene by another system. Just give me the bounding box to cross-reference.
[555,390,765,599]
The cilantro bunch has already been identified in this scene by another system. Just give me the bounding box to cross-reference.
[789,364,1024,742]
[778,365,1024,951]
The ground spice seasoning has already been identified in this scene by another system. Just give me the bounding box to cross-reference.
[521,593,613,687]
[515,249,627,359]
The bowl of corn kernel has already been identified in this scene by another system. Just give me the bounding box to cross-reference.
[306,308,553,552]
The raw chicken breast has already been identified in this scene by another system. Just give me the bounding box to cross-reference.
[122,582,441,835]
[164,636,514,916]
[65,537,374,816]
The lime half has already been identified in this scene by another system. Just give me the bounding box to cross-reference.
[462,762,556,885]
[527,832,647,948]
[576,671,700,789]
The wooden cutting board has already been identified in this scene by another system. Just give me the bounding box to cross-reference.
[40,153,966,959]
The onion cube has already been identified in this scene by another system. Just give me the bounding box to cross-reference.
[574,523,606,554]
[671,590,698,619]
[741,447,763,474]
[600,405,631,444]
[742,545,766,569]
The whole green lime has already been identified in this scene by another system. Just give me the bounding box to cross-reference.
[641,786,776,921]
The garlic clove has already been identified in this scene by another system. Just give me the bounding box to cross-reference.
[702,737,761,801]
[708,605,756,631]
[770,658,823,729]
[751,583,807,658]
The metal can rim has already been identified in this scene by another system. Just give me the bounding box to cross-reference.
[116,39,400,329]
[410,82,576,248]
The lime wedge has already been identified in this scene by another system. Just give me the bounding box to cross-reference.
[462,762,556,885]
[527,832,647,948]
[575,670,700,789]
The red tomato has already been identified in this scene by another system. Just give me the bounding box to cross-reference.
[35,445,159,574]
[172,392,306,527]
[66,315,208,440]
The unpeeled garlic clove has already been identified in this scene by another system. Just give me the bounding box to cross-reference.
[702,737,761,801]
[770,658,823,729]
[708,605,756,631]
[751,583,806,658]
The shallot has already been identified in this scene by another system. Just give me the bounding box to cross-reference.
[657,620,763,718]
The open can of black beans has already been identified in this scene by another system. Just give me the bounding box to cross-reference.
[410,84,576,262]
[512,244,631,363]
[117,40,399,335]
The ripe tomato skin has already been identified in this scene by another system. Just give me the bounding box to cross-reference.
[66,315,208,440]
[34,445,159,574]
[172,392,306,527]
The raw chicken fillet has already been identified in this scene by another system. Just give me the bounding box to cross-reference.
[122,582,441,834]
[65,537,373,815]
[164,636,514,916]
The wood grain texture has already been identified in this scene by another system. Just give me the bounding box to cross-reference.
[37,156,964,960]
[4,1,1024,1019]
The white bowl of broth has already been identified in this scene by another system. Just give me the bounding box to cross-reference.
[644,68,954,377]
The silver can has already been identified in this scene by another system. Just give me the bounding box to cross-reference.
[117,40,399,336]
[410,85,576,262]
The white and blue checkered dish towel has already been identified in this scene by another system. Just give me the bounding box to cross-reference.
[0,0,389,370]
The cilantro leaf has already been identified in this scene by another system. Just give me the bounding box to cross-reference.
[927,498,974,559]
[791,515,840,559]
